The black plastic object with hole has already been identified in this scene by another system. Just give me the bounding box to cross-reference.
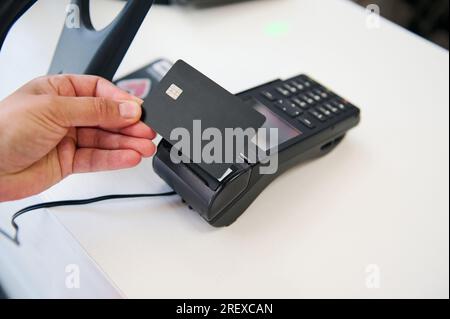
[0,0,38,51]
[0,0,154,81]
[48,0,154,80]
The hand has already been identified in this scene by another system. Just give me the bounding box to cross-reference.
[0,74,156,202]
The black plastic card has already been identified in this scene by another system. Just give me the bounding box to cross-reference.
[114,58,173,100]
[142,60,266,180]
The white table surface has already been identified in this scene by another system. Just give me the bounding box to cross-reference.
[0,0,448,298]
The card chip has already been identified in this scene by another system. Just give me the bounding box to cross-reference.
[166,84,183,100]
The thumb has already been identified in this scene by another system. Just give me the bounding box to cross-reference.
[51,96,142,129]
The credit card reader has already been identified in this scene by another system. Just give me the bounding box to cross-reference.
[146,63,361,226]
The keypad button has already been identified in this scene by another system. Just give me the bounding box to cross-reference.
[276,87,291,97]
[275,99,302,117]
[331,99,347,111]
[290,80,304,91]
[307,91,321,101]
[313,88,329,99]
[275,99,288,111]
[318,106,333,117]
[323,102,339,114]
[291,97,308,109]
[285,102,303,117]
[298,77,312,88]
[296,79,311,88]
[285,107,302,117]
[309,109,326,122]
[299,94,315,105]
[283,83,297,94]
[286,100,299,108]
[260,90,276,101]
[298,116,315,129]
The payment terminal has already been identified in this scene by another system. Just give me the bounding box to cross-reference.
[116,60,361,226]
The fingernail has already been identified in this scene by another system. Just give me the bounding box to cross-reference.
[126,95,144,105]
[119,101,140,119]
[134,97,144,104]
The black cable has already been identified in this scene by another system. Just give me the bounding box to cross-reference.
[0,191,177,246]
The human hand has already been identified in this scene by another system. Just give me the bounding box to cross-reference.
[0,74,156,202]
